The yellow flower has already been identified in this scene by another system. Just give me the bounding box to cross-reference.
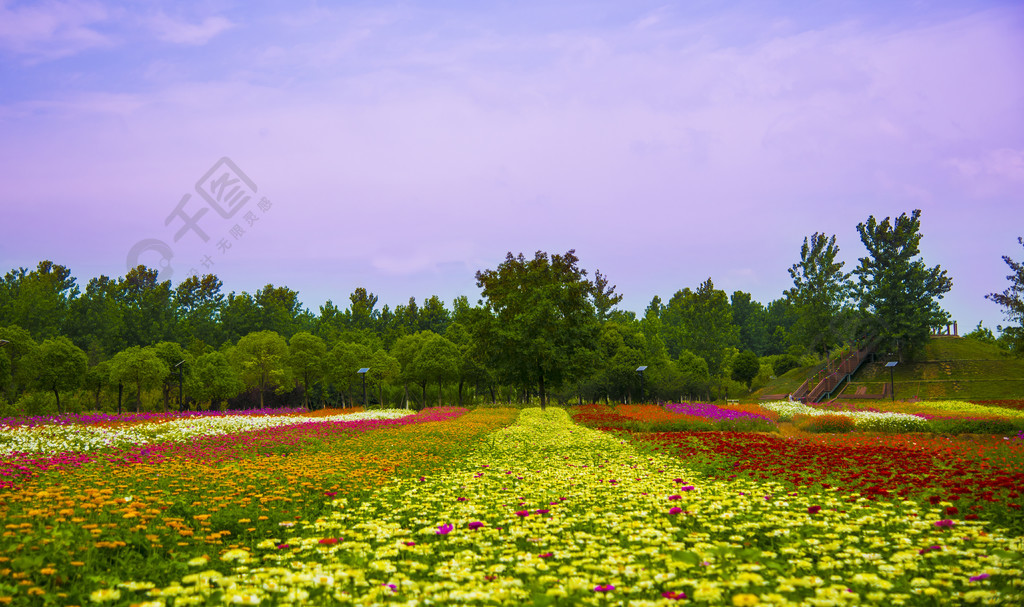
[89,588,122,603]
[732,594,760,606]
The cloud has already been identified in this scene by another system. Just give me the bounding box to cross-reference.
[0,0,113,60]
[148,12,234,46]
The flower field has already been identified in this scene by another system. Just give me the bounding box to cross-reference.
[2,403,1024,605]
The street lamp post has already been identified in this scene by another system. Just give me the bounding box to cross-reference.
[357,368,370,408]
[885,361,898,402]
[636,366,647,404]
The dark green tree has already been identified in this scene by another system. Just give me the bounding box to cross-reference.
[67,275,125,356]
[730,350,760,390]
[117,266,175,347]
[367,349,401,407]
[785,233,853,355]
[414,333,460,407]
[324,340,373,407]
[986,237,1024,354]
[418,295,451,335]
[730,291,771,356]
[153,341,190,412]
[31,336,88,414]
[475,250,599,409]
[0,261,78,339]
[0,325,37,400]
[853,210,952,360]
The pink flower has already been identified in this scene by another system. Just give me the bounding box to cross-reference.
[403,541,416,546]
[970,573,990,582]
[935,519,955,528]
[536,509,550,515]
[538,552,553,558]
[276,543,291,549]
[456,497,468,502]
[594,584,615,592]
[467,521,484,530]
[662,591,687,600]
[436,524,453,535]
[516,510,530,517]
[680,486,695,491]
[668,507,683,515]
[318,538,340,545]
[668,495,681,501]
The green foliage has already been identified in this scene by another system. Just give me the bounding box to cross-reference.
[367,349,401,407]
[31,336,88,414]
[324,339,373,407]
[109,346,168,413]
[853,209,953,360]
[926,417,1024,435]
[786,233,853,355]
[231,330,289,408]
[675,350,711,400]
[730,350,760,389]
[413,333,460,406]
[475,250,599,409]
[730,291,772,356]
[662,278,738,377]
[288,331,327,409]
[986,236,1024,355]
[772,353,800,376]
[187,351,243,410]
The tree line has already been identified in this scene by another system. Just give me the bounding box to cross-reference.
[2,208,1016,416]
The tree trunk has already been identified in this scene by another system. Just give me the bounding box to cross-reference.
[117,383,123,415]
[489,384,496,404]
[135,383,142,413]
[162,384,170,412]
[53,387,61,415]
[538,370,546,410]
[404,383,410,409]
[421,382,427,409]
[458,379,464,407]
[438,381,443,407]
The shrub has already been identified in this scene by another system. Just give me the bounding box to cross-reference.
[772,354,800,377]
[795,413,856,433]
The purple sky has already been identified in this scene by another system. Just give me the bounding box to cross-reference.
[1,0,1023,331]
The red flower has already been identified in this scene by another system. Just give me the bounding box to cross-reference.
[319,538,340,545]
[945,506,959,515]
[808,506,822,514]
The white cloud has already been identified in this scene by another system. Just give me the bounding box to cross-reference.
[148,13,234,46]
[0,0,113,60]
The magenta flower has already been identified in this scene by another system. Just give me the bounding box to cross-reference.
[403,541,416,546]
[538,552,553,558]
[680,486,695,491]
[594,584,615,592]
[935,519,955,528]
[467,521,484,530]
[668,507,683,515]
[456,497,468,502]
[668,495,681,501]
[515,510,530,517]
[662,590,687,600]
[536,509,550,515]
[318,538,340,545]
[382,583,397,591]
[808,506,822,514]
[276,543,291,549]
[436,524,453,535]
[970,573,990,582]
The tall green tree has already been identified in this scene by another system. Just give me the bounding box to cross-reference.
[324,341,372,407]
[680,278,739,380]
[31,336,88,415]
[109,346,167,413]
[475,250,599,409]
[986,237,1024,354]
[592,270,624,323]
[0,261,78,339]
[117,266,175,347]
[288,331,327,409]
[153,341,190,412]
[730,291,771,356]
[367,349,401,407]
[255,284,309,338]
[346,288,379,332]
[417,295,451,335]
[414,333,460,406]
[785,233,853,355]
[231,330,289,409]
[853,210,952,360]
[67,275,125,357]
[174,274,225,349]
[0,325,36,400]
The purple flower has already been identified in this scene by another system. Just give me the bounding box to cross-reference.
[662,591,687,600]
[970,573,990,582]
[935,519,955,528]
[594,584,615,592]
[436,523,453,535]
[515,510,530,517]
[668,507,683,515]
[668,495,681,501]
[536,509,550,515]
[456,497,467,502]
[382,583,397,591]
[467,521,484,530]
[680,486,695,492]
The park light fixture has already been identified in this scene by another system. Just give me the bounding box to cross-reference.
[0,339,8,347]
[357,368,370,407]
[885,361,898,402]
[636,366,648,404]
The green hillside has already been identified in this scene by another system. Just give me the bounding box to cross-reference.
[841,337,1024,400]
